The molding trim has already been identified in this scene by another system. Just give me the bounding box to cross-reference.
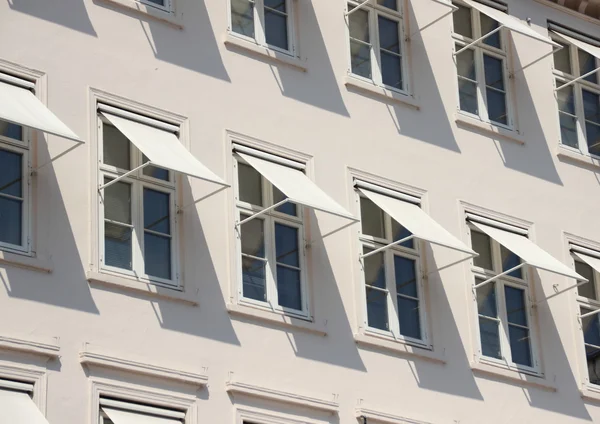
[356,408,432,424]
[226,380,339,414]
[0,335,60,359]
[80,347,208,387]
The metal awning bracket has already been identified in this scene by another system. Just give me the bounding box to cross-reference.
[234,199,289,229]
[473,263,526,290]
[359,235,415,260]
[98,162,150,191]
[581,308,600,320]
[31,140,85,175]
[555,65,600,92]
[454,25,505,56]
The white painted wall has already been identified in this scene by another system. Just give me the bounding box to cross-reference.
[0,0,599,422]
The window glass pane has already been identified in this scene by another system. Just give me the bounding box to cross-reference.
[453,4,472,38]
[142,155,169,181]
[265,0,285,11]
[394,256,417,298]
[477,281,497,318]
[391,219,413,248]
[378,17,400,54]
[479,317,501,359]
[484,55,507,125]
[486,89,507,125]
[103,124,130,170]
[238,163,263,206]
[398,297,421,339]
[579,49,598,84]
[366,286,388,330]
[501,246,522,278]
[381,51,403,90]
[582,307,600,347]
[0,197,22,246]
[504,286,527,326]
[576,261,597,300]
[104,222,132,270]
[104,179,131,224]
[243,256,266,301]
[0,149,22,197]
[480,14,501,49]
[349,7,369,42]
[377,0,397,10]
[275,223,299,268]
[484,55,504,91]
[231,0,255,38]
[240,215,265,258]
[349,8,371,79]
[583,90,600,124]
[363,248,386,289]
[586,345,600,385]
[557,82,576,115]
[144,233,171,280]
[144,0,166,5]
[144,189,170,235]
[265,7,288,50]
[360,197,385,239]
[456,46,476,80]
[559,114,579,149]
[553,42,572,74]
[471,231,493,270]
[459,79,478,115]
[277,266,302,310]
[273,185,297,216]
[586,123,600,156]
[0,120,22,140]
[508,325,532,366]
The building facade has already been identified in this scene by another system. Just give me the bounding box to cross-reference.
[1,0,600,422]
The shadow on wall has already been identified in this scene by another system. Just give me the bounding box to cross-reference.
[8,0,98,36]
[1,136,99,314]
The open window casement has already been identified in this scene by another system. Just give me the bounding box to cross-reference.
[0,379,49,424]
[97,105,228,197]
[356,180,476,263]
[467,217,587,298]
[572,246,600,320]
[100,398,184,424]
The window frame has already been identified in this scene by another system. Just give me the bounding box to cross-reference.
[228,0,297,56]
[551,32,600,158]
[357,191,428,347]
[96,114,180,289]
[468,223,540,374]
[138,0,172,13]
[98,398,185,424]
[233,154,309,319]
[452,0,514,129]
[346,0,410,95]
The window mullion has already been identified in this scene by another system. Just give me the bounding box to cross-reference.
[386,250,400,336]
[576,83,589,155]
[256,0,267,45]
[371,10,382,85]
[134,180,144,276]
[477,48,489,122]
[497,281,512,363]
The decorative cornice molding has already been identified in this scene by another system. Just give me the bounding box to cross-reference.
[0,335,60,359]
[79,347,208,387]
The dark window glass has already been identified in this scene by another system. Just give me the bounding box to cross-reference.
[142,154,169,181]
[364,248,388,330]
[238,163,263,206]
[241,215,266,301]
[265,1,288,50]
[391,220,414,249]
[576,261,597,300]
[477,281,501,359]
[553,42,571,74]
[505,286,532,367]
[395,256,421,339]
[104,179,132,270]
[273,185,297,216]
[579,49,598,84]
[143,189,171,279]
[471,231,493,270]
[103,124,130,170]
[453,4,472,39]
[501,246,522,279]
[481,15,501,49]
[360,197,385,239]
[349,7,372,79]
[0,120,22,140]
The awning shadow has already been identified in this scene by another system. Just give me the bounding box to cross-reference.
[7,0,97,36]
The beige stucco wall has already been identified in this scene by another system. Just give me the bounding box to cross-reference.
[1,0,600,422]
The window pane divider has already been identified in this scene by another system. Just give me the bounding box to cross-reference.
[0,192,23,201]
[98,163,150,191]
[144,228,172,238]
[473,263,526,289]
[360,235,414,259]
[346,0,373,17]
[236,199,288,228]
[104,219,134,228]
[454,25,504,56]
[555,66,600,92]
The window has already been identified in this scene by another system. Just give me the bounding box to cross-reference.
[99,398,184,424]
[139,0,171,12]
[452,1,511,127]
[0,118,29,253]
[574,256,600,386]
[98,115,178,287]
[234,156,307,316]
[347,0,407,92]
[359,194,425,343]
[470,226,536,370]
[230,0,294,53]
[0,378,47,423]
[552,33,600,157]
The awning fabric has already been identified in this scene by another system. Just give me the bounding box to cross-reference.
[574,252,600,275]
[102,407,181,424]
[0,390,50,424]
[359,188,476,255]
[102,113,226,186]
[0,81,82,142]
[551,31,600,60]
[461,0,560,47]
[471,222,586,281]
[237,152,355,220]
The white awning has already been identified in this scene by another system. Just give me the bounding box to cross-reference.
[551,31,600,60]
[102,407,181,424]
[461,0,560,47]
[237,152,355,220]
[471,222,585,281]
[359,188,476,255]
[0,390,50,424]
[0,81,82,142]
[574,252,600,275]
[101,113,226,186]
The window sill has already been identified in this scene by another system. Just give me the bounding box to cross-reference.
[354,332,446,364]
[471,361,556,392]
[226,303,327,336]
[557,145,600,170]
[344,76,420,110]
[455,113,525,145]
[0,250,52,274]
[95,0,183,29]
[224,33,307,72]
[580,385,600,403]
[87,271,198,306]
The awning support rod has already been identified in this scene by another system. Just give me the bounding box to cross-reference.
[98,163,150,191]
[235,199,289,228]
[473,263,526,289]
[511,45,563,78]
[581,308,600,319]
[407,2,458,41]
[345,0,372,16]
[555,66,600,92]
[31,140,85,175]
[177,185,230,214]
[360,235,415,259]
[454,25,504,56]
[533,279,588,307]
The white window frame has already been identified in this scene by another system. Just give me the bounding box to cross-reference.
[99,398,185,424]
[233,153,309,320]
[96,113,180,288]
[357,190,428,347]
[452,0,514,129]
[551,31,600,158]
[346,0,410,94]
[468,222,540,374]
[228,0,297,56]
[139,0,172,13]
